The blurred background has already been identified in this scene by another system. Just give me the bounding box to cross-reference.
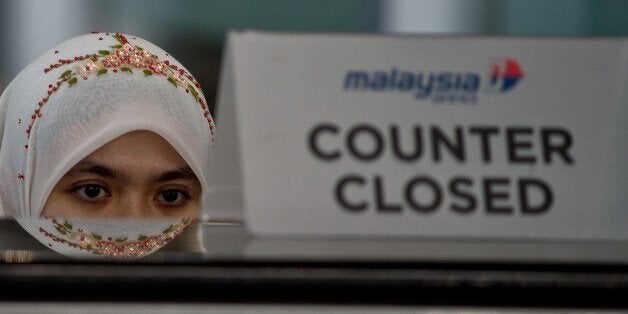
[0,0,627,115]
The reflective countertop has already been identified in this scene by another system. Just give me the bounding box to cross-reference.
[2,219,628,264]
[1,219,627,306]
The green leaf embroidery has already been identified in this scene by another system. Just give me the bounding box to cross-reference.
[97,69,107,76]
[163,225,174,233]
[90,56,98,62]
[121,67,133,73]
[137,47,144,51]
[110,45,122,49]
[91,233,102,240]
[115,237,127,243]
[187,84,199,101]
[167,77,177,87]
[55,225,67,235]
[143,70,153,76]
[138,235,147,241]
[59,70,72,79]
[68,77,78,86]
[98,50,110,56]
[63,221,73,230]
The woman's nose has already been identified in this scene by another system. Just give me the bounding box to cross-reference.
[115,191,160,218]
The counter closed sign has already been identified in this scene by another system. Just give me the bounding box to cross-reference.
[217,31,628,240]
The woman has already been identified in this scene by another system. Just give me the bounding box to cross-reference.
[0,33,214,258]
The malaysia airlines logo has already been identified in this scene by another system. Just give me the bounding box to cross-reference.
[343,57,524,104]
[488,58,524,93]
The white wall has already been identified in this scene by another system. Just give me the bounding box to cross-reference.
[380,0,485,34]
[2,0,91,79]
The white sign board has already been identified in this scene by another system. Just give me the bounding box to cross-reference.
[215,31,628,240]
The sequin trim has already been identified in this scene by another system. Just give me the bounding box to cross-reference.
[29,32,214,140]
[38,217,192,259]
[18,32,216,182]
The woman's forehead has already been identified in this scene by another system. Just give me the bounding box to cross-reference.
[65,130,198,184]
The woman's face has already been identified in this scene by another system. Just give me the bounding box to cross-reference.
[41,130,201,218]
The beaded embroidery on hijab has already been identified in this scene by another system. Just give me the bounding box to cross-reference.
[0,32,214,259]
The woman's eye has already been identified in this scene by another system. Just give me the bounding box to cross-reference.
[156,189,188,206]
[75,184,109,201]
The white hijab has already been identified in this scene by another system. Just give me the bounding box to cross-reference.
[0,33,214,258]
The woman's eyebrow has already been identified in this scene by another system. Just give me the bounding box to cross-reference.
[65,160,197,183]
[66,160,117,178]
[155,166,198,183]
